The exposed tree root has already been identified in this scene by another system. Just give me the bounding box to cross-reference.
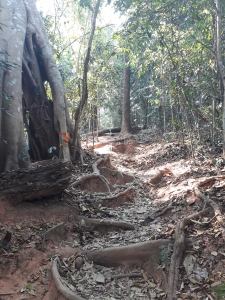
[198,175,225,188]
[92,158,105,174]
[97,187,134,207]
[76,216,135,233]
[52,260,85,300]
[71,155,135,205]
[198,177,217,187]
[84,240,170,290]
[154,202,174,218]
[194,186,224,226]
[93,154,117,171]
[99,167,125,185]
[72,173,111,193]
[167,208,211,300]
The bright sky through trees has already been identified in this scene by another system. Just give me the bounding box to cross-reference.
[36,0,125,27]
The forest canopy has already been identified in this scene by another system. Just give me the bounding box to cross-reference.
[36,0,225,155]
[0,0,225,172]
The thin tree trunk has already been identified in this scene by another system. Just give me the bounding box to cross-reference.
[184,104,194,158]
[95,106,99,142]
[73,0,101,160]
[161,66,166,133]
[75,10,90,87]
[121,52,131,134]
[146,99,149,128]
[0,39,7,168]
[212,97,215,150]
[170,98,175,133]
[215,0,225,157]
[163,98,166,133]
[158,105,163,131]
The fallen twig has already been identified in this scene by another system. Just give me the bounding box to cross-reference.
[0,291,19,295]
[111,273,143,280]
[76,216,135,232]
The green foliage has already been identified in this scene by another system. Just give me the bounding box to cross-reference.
[211,284,225,300]
[79,0,93,11]
[38,0,224,140]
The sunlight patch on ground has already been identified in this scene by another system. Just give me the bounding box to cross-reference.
[93,145,114,155]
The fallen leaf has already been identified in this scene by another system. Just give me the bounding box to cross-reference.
[94,273,105,284]
[183,254,196,276]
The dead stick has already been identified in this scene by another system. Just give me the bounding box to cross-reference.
[0,291,19,295]
[167,208,211,300]
[111,273,143,280]
[77,216,135,230]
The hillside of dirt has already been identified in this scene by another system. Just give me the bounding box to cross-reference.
[1,130,225,300]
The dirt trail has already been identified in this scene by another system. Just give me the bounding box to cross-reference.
[1,133,225,299]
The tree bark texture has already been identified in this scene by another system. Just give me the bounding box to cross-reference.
[0,0,29,172]
[0,159,72,202]
[0,39,7,164]
[121,52,131,134]
[0,0,72,173]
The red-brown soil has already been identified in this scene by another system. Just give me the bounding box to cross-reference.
[1,131,225,299]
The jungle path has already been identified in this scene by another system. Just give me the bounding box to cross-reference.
[0,130,224,299]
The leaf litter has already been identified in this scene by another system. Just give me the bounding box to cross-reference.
[1,132,225,299]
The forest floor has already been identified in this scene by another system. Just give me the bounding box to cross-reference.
[1,129,225,300]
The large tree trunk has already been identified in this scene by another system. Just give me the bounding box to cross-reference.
[0,0,29,172]
[121,52,131,134]
[0,0,72,173]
